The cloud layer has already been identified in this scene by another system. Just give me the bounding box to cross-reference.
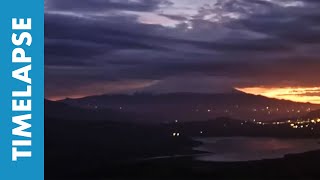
[45,0,320,100]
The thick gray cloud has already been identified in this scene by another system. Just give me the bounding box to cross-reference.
[44,0,320,100]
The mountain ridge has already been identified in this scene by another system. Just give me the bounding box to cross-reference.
[59,92,320,122]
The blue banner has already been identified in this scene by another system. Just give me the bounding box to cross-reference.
[0,0,44,180]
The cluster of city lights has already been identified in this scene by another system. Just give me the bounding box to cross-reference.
[193,106,312,114]
[253,118,320,129]
[171,117,320,137]
[288,118,320,129]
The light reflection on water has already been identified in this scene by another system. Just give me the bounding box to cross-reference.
[194,137,320,162]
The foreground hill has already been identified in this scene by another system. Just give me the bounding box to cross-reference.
[60,92,320,122]
[45,99,199,179]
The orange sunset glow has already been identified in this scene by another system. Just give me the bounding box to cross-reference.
[236,87,320,104]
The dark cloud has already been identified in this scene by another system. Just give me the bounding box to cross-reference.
[222,0,320,45]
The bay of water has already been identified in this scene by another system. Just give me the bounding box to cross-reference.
[194,137,320,162]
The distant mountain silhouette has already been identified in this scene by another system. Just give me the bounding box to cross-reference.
[59,92,320,122]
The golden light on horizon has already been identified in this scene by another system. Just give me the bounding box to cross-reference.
[236,87,320,104]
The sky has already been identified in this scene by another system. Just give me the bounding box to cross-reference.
[45,0,320,103]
